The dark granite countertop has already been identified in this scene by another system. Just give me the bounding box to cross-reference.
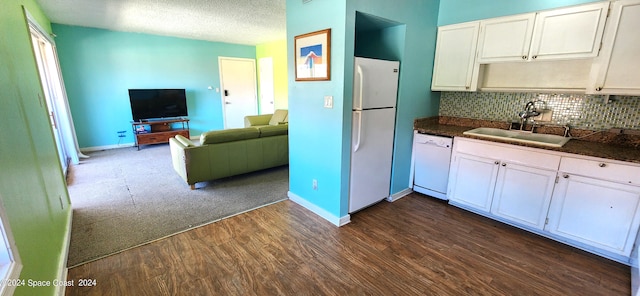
[414,117,640,164]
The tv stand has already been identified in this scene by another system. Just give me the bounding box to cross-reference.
[132,118,189,150]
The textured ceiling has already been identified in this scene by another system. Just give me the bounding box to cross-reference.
[36,0,287,45]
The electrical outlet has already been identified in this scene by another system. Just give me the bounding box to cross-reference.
[312,179,318,190]
[533,109,553,122]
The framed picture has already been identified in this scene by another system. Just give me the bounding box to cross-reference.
[294,29,331,81]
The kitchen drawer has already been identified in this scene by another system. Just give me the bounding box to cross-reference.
[454,138,560,170]
[559,157,640,186]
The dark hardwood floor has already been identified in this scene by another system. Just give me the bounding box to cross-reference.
[66,193,629,295]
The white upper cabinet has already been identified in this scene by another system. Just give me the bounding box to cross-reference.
[477,13,536,63]
[589,0,640,95]
[431,22,480,91]
[476,2,609,63]
[530,2,609,61]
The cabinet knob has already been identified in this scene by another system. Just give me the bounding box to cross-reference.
[595,87,603,91]
[522,56,527,60]
[598,163,607,168]
[501,163,507,167]
[465,86,470,90]
[494,161,500,165]
[532,55,538,59]
[563,174,569,178]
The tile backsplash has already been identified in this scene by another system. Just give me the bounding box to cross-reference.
[439,92,640,131]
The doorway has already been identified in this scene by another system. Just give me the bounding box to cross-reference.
[28,16,86,175]
[219,57,258,129]
[259,57,275,114]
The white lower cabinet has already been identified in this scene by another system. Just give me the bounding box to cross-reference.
[448,153,499,213]
[546,160,640,257]
[491,163,556,230]
[448,137,640,263]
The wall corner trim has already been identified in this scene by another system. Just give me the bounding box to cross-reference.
[387,188,413,202]
[56,209,73,296]
[287,191,351,226]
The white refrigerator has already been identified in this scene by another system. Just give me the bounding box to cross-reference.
[349,57,400,213]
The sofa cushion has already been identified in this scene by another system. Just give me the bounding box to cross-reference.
[257,124,289,137]
[200,128,260,144]
[269,109,288,126]
[244,114,272,127]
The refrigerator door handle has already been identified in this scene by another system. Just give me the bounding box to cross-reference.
[356,65,364,110]
[353,111,363,152]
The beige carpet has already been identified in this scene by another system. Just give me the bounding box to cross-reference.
[66,144,289,267]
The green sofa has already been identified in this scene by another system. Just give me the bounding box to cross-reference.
[169,110,288,189]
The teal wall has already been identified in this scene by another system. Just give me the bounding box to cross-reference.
[286,0,440,219]
[438,0,602,25]
[286,0,348,218]
[53,24,256,148]
[355,24,407,61]
[0,0,72,295]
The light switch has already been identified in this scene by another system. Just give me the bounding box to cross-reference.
[324,96,333,108]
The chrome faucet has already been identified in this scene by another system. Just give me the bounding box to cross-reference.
[519,101,540,119]
[518,101,541,131]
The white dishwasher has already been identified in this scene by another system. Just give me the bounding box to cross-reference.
[412,132,453,200]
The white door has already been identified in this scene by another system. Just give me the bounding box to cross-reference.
[431,21,480,91]
[219,58,258,129]
[258,57,275,114]
[491,162,556,229]
[349,108,395,213]
[529,1,609,60]
[448,153,499,213]
[546,174,640,256]
[589,0,640,95]
[477,13,536,63]
[30,25,76,173]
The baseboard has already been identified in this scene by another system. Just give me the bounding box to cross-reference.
[287,191,351,227]
[80,142,135,152]
[56,209,72,296]
[386,188,413,202]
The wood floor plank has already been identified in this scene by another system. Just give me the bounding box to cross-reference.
[66,193,630,295]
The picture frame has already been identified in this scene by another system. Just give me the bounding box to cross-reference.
[294,28,331,81]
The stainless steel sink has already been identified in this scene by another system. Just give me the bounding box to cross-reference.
[463,127,571,148]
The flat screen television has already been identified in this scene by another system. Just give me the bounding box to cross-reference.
[128,89,188,121]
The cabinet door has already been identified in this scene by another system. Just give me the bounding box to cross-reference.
[448,153,499,213]
[477,13,536,63]
[491,162,556,229]
[529,2,609,61]
[431,22,480,91]
[590,0,640,95]
[546,174,640,256]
